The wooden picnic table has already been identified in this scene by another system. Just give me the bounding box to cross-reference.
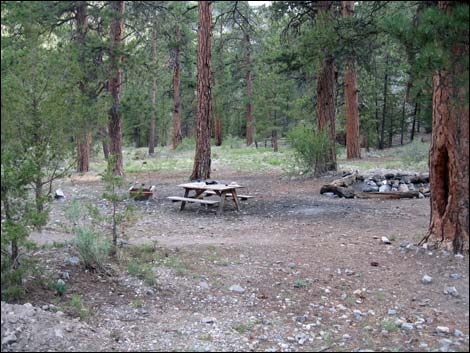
[168,181,245,215]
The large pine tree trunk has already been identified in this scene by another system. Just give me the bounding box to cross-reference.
[76,2,92,172]
[424,2,469,253]
[317,56,336,170]
[342,1,361,159]
[172,25,182,149]
[149,27,157,155]
[190,1,212,181]
[108,0,125,176]
[245,33,253,146]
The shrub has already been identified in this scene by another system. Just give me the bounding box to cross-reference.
[74,227,111,271]
[287,126,334,175]
[401,140,429,166]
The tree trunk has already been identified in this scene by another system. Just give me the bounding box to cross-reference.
[317,56,336,170]
[149,27,157,155]
[172,25,182,149]
[388,97,394,148]
[342,1,361,159]
[214,96,223,146]
[245,33,253,146]
[77,131,92,172]
[108,0,125,176]
[76,2,92,172]
[410,99,419,142]
[424,1,469,253]
[379,54,389,149]
[190,1,212,181]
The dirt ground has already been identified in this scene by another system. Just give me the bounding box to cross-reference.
[2,169,469,352]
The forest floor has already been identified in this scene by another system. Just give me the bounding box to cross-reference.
[1,140,469,352]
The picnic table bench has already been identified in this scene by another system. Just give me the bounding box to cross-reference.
[167,181,252,215]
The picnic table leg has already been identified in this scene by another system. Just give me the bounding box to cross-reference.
[180,189,189,211]
[217,191,227,216]
[231,189,241,211]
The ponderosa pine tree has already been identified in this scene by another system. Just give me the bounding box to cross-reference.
[108,0,125,176]
[190,1,212,181]
[421,1,469,253]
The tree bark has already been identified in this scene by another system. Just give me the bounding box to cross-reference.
[99,127,110,160]
[424,1,469,253]
[317,56,336,170]
[76,2,93,172]
[342,1,361,159]
[108,0,125,176]
[190,1,212,181]
[245,33,253,146]
[149,27,157,155]
[379,54,389,149]
[172,25,182,149]
[410,98,419,142]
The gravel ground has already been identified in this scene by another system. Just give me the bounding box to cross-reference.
[2,170,469,352]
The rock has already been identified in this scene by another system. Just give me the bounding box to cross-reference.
[444,286,459,297]
[418,192,425,199]
[401,322,414,331]
[199,281,210,290]
[67,256,80,266]
[439,338,453,352]
[287,262,297,269]
[54,189,65,199]
[400,241,410,248]
[450,273,462,280]
[296,315,307,323]
[381,236,392,244]
[421,275,433,284]
[454,329,463,337]
[57,279,66,286]
[379,184,391,193]
[388,309,397,316]
[398,184,409,192]
[340,293,348,300]
[61,271,70,280]
[295,333,308,345]
[384,173,395,179]
[366,180,377,186]
[229,285,245,293]
[362,185,379,193]
[201,317,216,324]
[436,326,450,334]
[345,269,354,276]
[342,334,351,340]
[2,333,17,345]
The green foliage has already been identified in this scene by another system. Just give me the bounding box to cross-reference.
[49,280,67,296]
[287,126,333,175]
[400,140,429,167]
[74,227,111,271]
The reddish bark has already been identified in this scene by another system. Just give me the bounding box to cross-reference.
[424,1,469,253]
[342,1,361,159]
[190,1,212,181]
[172,25,182,149]
[149,27,157,155]
[317,56,336,170]
[75,3,93,172]
[108,1,124,176]
[245,33,253,146]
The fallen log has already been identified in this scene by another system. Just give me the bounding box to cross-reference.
[320,185,355,198]
[355,191,419,199]
[331,172,357,187]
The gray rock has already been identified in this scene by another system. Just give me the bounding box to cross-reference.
[229,285,245,293]
[450,273,462,280]
[201,317,216,324]
[421,275,433,284]
[436,326,450,334]
[199,281,210,290]
[398,184,409,192]
[67,256,80,266]
[287,262,297,269]
[418,192,425,199]
[388,309,397,316]
[444,286,459,297]
[400,241,410,248]
[295,333,308,345]
[381,236,392,244]
[296,315,307,323]
[379,184,391,193]
[362,185,379,192]
[454,329,463,337]
[345,269,354,276]
[2,333,17,345]
[401,322,414,331]
[61,271,70,280]
[366,180,377,186]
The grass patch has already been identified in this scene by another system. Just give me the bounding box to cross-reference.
[66,293,91,320]
[382,319,400,332]
[233,322,254,334]
[293,279,308,289]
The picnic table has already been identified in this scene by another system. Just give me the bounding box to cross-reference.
[167,181,253,215]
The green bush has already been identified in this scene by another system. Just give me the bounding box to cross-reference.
[401,140,429,166]
[287,126,335,175]
[74,227,111,271]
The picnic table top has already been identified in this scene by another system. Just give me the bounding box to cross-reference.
[178,182,243,191]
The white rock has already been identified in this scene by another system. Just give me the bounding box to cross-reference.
[436,326,450,334]
[421,275,433,284]
[381,236,392,244]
